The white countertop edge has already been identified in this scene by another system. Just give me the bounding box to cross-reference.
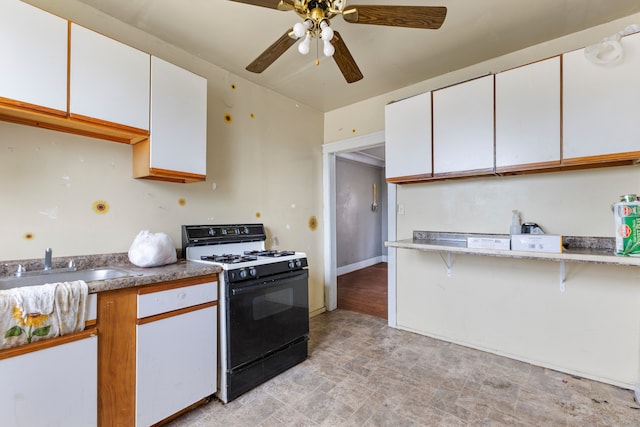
[385,239,640,267]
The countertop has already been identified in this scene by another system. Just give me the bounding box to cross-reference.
[385,231,640,267]
[0,252,222,293]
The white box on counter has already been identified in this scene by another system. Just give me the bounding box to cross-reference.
[466,236,511,250]
[510,234,563,253]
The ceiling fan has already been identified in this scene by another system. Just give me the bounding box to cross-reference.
[229,0,447,83]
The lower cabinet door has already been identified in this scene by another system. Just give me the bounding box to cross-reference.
[0,336,97,427]
[136,306,217,426]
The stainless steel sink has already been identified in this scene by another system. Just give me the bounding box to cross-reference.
[0,267,134,290]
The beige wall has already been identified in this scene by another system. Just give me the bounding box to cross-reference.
[2,1,325,314]
[323,13,640,387]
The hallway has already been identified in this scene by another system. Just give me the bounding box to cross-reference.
[337,263,388,319]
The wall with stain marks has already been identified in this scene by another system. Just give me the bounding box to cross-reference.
[0,1,325,314]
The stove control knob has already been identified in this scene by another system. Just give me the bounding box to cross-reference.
[288,261,295,269]
[244,227,249,234]
[208,228,216,236]
[239,269,248,279]
[249,267,257,277]
[295,259,302,268]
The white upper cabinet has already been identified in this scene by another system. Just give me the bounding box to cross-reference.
[433,75,494,175]
[148,56,207,177]
[385,92,432,180]
[495,57,561,169]
[563,32,640,159]
[0,0,67,112]
[70,24,150,131]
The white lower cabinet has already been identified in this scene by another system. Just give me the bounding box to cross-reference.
[0,335,97,427]
[135,281,217,426]
[137,306,217,426]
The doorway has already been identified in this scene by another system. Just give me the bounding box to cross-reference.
[322,131,398,326]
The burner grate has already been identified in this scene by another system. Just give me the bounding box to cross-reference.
[244,250,296,257]
[201,254,257,263]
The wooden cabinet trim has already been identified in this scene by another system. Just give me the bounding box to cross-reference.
[69,112,149,139]
[137,275,218,295]
[98,287,138,426]
[0,100,148,144]
[561,152,640,166]
[433,167,495,179]
[137,301,218,325]
[387,173,433,184]
[132,139,206,183]
[98,274,218,426]
[388,156,640,184]
[0,327,96,360]
[0,97,67,117]
[495,160,562,174]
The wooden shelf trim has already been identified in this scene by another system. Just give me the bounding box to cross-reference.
[0,98,148,144]
[387,154,640,184]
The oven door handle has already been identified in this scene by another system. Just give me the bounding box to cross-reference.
[230,271,308,296]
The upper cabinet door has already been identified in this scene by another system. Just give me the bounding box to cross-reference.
[433,75,494,175]
[150,57,207,177]
[385,92,432,180]
[563,32,640,160]
[0,0,67,113]
[495,57,561,170]
[70,24,150,131]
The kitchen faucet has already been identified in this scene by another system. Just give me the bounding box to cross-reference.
[44,248,52,270]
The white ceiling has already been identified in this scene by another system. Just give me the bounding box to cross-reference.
[35,1,640,112]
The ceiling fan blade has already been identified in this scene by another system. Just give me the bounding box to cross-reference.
[331,31,363,83]
[246,29,297,73]
[342,5,447,29]
[228,0,293,11]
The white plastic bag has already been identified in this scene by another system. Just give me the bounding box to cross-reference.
[128,230,177,268]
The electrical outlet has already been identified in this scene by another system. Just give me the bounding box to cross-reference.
[398,204,405,215]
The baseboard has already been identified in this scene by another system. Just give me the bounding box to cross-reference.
[309,307,327,318]
[337,256,386,276]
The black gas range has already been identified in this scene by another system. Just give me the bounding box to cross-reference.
[181,224,309,403]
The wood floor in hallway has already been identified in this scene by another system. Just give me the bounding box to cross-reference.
[337,262,387,319]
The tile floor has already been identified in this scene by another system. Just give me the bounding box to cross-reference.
[168,309,640,426]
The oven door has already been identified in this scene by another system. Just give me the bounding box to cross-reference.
[226,269,309,370]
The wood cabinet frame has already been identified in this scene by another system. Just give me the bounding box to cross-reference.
[97,274,218,427]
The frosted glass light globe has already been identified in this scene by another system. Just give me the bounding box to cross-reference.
[321,26,334,41]
[298,34,311,55]
[323,40,335,57]
[293,22,306,38]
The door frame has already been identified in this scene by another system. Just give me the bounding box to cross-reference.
[322,131,397,327]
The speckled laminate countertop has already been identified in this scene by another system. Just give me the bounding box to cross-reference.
[0,252,222,293]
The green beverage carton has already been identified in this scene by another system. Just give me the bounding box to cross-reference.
[614,194,640,256]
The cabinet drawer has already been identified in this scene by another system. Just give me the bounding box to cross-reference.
[138,282,217,318]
